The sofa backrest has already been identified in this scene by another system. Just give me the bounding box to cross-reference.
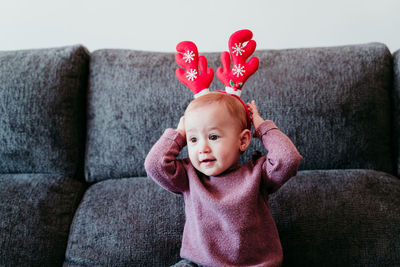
[248,43,394,174]
[85,50,192,182]
[85,43,394,183]
[0,45,89,176]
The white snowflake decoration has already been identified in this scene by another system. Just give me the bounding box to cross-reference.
[232,64,245,77]
[186,69,198,81]
[183,50,195,63]
[232,42,246,56]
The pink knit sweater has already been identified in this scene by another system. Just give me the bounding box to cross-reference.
[145,121,302,267]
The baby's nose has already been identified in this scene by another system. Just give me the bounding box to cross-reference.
[200,140,211,153]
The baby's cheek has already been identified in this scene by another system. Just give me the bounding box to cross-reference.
[187,148,197,163]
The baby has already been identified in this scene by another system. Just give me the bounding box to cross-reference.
[145,92,302,267]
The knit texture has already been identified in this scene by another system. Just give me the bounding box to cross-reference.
[247,43,393,174]
[144,121,302,267]
[0,45,89,175]
[0,45,90,265]
[64,177,184,266]
[0,174,86,266]
[85,49,192,182]
[85,43,393,183]
[0,42,398,266]
[64,169,400,266]
[270,169,400,267]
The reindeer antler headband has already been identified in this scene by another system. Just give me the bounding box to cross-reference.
[175,41,214,98]
[217,29,259,96]
[175,29,259,129]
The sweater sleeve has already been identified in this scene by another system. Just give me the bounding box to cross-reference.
[144,128,189,194]
[255,120,303,193]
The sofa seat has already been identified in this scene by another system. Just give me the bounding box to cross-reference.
[270,169,400,266]
[64,170,400,266]
[0,174,86,266]
[65,177,185,266]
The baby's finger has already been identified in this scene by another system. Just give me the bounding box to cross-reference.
[246,103,253,113]
[246,101,256,112]
[177,116,185,128]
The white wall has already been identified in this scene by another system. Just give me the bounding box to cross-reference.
[1,0,400,52]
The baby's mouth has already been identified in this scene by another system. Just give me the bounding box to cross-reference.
[200,158,216,164]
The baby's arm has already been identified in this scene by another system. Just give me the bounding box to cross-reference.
[247,101,302,193]
[144,117,189,194]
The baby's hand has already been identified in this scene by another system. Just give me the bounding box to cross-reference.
[176,116,186,139]
[247,100,265,131]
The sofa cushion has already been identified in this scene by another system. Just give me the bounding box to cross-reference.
[0,174,86,266]
[85,50,193,182]
[270,169,400,266]
[65,177,184,266]
[0,45,89,175]
[246,42,394,174]
[86,43,393,182]
[65,170,399,266]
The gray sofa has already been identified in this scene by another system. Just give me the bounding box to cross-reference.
[0,42,399,266]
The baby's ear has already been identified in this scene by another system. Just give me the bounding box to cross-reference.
[239,129,252,152]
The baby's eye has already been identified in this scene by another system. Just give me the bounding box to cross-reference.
[189,137,197,143]
[209,134,219,141]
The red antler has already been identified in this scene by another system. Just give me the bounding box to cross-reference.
[175,41,214,98]
[217,29,259,97]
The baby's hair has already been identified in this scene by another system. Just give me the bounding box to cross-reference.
[185,92,248,131]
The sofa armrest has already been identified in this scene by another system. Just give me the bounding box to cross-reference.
[392,49,400,176]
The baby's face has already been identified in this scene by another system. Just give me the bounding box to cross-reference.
[185,104,243,176]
